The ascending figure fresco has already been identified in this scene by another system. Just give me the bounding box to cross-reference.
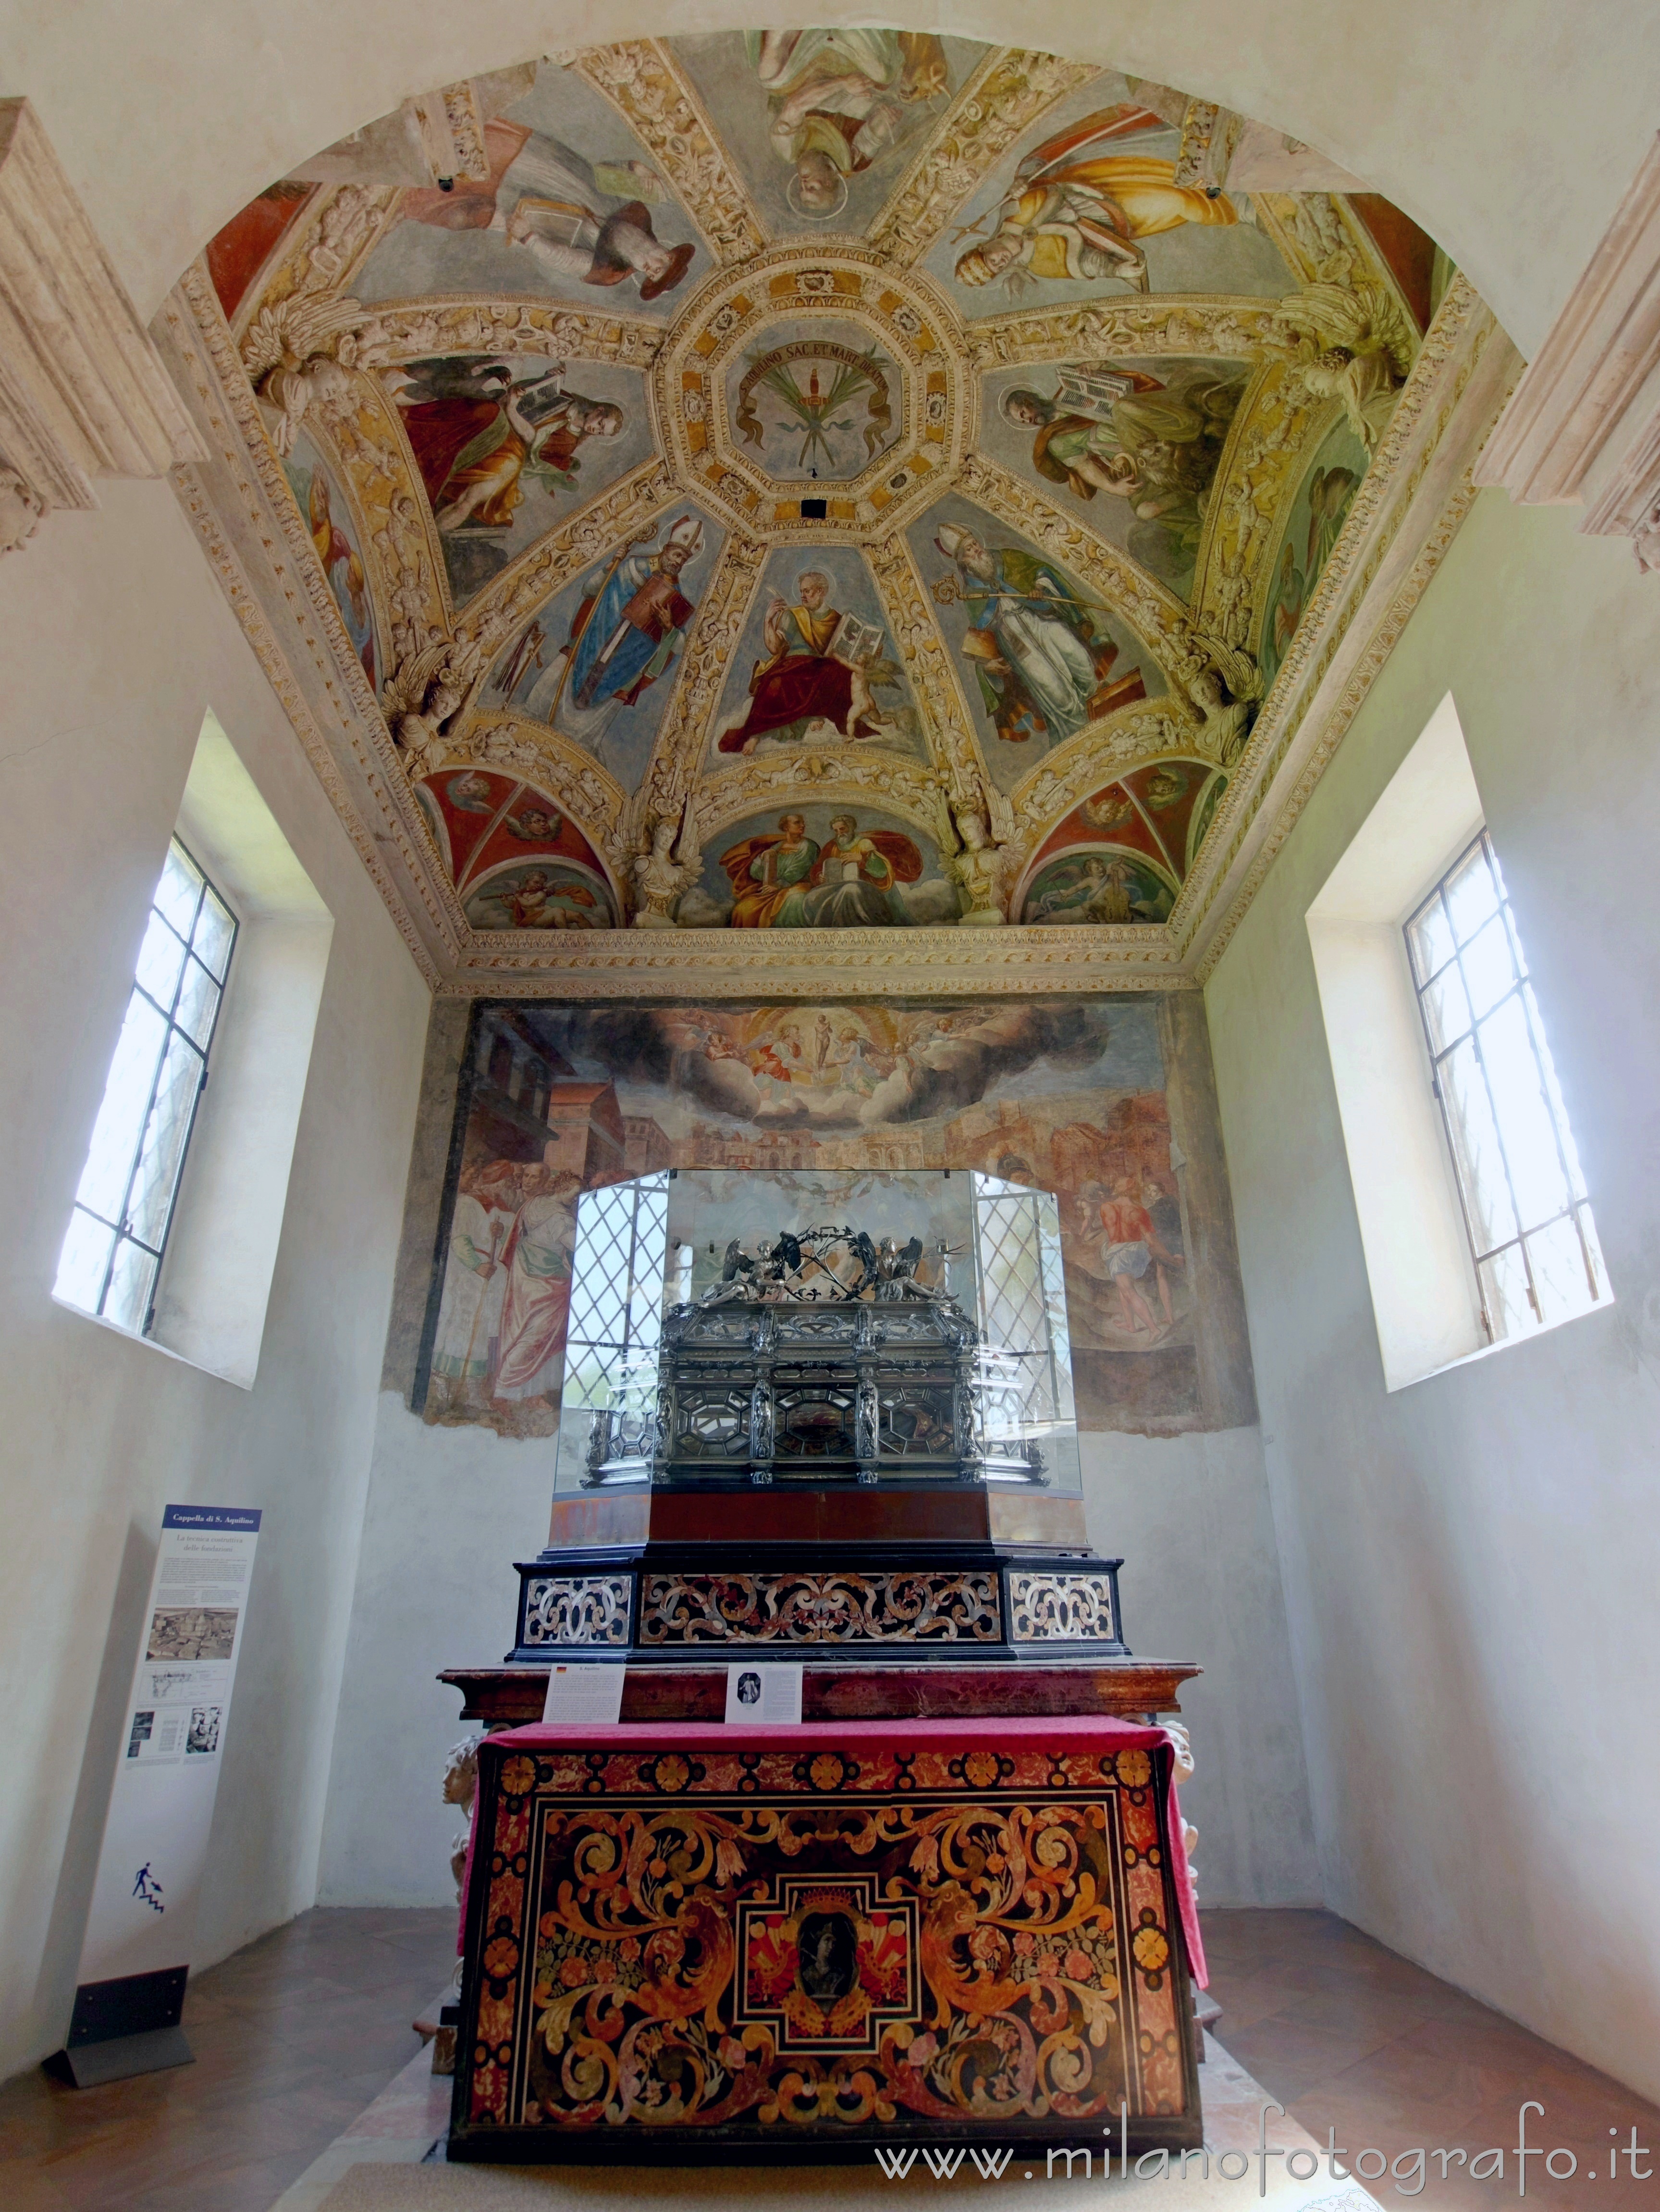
[392,356,624,531]
[523,514,705,741]
[933,522,1143,748]
[746,29,947,218]
[717,571,902,752]
[954,104,1236,294]
[721,811,922,927]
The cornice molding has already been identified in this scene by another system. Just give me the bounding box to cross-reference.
[0,99,201,546]
[1476,131,1660,570]
[1187,279,1522,979]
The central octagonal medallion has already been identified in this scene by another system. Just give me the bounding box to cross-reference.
[654,244,967,542]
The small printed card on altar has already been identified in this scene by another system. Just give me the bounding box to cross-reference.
[724,1662,803,1724]
[541,1663,626,1725]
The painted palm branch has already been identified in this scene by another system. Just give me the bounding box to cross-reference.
[754,353,888,473]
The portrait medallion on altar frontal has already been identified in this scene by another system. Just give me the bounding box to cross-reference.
[454,1739,1196,2151]
[408,993,1256,1444]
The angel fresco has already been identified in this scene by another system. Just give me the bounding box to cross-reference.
[999,363,1244,589]
[720,812,922,927]
[954,104,1237,296]
[1022,851,1173,925]
[390,357,624,533]
[1278,279,1414,450]
[932,523,1143,749]
[717,569,908,753]
[746,29,947,218]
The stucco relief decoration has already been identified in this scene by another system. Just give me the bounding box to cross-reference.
[193,34,1446,973]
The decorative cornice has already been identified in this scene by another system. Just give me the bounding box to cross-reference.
[443,919,1192,998]
[966,296,1291,371]
[0,99,201,532]
[1476,131,1660,573]
[868,48,1097,268]
[1184,277,1522,979]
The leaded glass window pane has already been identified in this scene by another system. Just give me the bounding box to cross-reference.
[1406,829,1606,1348]
[54,838,236,1335]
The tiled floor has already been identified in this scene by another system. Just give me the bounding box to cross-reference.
[1203,1908,1660,2206]
[0,1907,455,2212]
[2,1905,1656,2210]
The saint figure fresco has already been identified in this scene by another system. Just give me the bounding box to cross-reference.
[954,105,1237,295]
[746,29,947,218]
[933,523,1144,748]
[717,571,903,753]
[522,514,705,742]
[721,812,923,927]
[999,363,1244,588]
[392,356,624,532]
[398,124,695,303]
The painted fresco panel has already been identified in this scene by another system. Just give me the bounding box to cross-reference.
[909,493,1163,793]
[414,995,1253,1439]
[1257,415,1370,691]
[353,72,704,316]
[977,358,1250,597]
[670,32,975,240]
[918,76,1294,317]
[482,505,725,794]
[390,354,652,608]
[683,805,956,928]
[707,548,926,766]
[282,434,378,687]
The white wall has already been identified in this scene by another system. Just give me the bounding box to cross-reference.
[0,482,430,2075]
[1205,490,1660,2099]
[4,0,1657,354]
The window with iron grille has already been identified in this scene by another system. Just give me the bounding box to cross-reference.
[1405,830,1606,1346]
[54,840,237,1335]
[970,1174,1075,1450]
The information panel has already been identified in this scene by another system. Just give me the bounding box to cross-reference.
[68,1504,261,2059]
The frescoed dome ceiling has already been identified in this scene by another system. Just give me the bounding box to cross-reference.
[186,34,1488,984]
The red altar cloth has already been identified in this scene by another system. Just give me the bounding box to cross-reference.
[459,1714,1204,1989]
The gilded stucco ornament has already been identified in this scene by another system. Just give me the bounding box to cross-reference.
[164,39,1509,991]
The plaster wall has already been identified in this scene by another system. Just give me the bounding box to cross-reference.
[1205,489,1660,2099]
[0,483,430,2075]
[3,0,1657,357]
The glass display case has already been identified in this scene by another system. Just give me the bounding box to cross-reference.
[550,1169,1081,1499]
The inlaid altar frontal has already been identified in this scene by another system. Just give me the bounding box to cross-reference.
[451,1719,1201,2162]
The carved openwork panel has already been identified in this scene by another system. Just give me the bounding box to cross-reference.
[638,1570,1002,1644]
[1008,1570,1119,1643]
[522,1575,633,1647]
